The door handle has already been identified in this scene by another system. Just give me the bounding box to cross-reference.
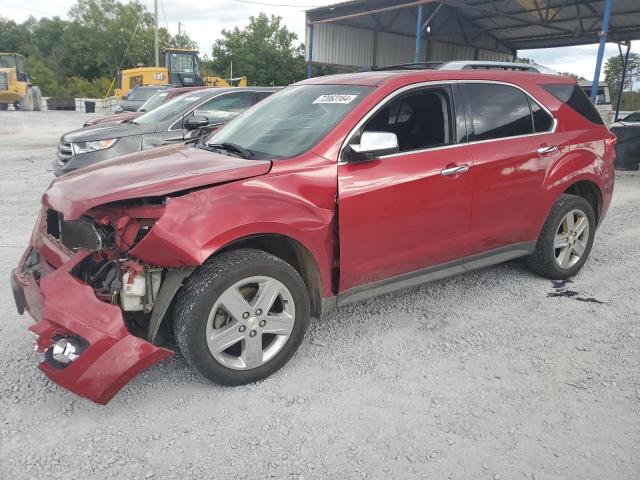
[441,164,470,177]
[537,145,559,155]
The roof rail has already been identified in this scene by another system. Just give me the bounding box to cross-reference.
[439,61,556,74]
[369,60,556,75]
[371,62,444,71]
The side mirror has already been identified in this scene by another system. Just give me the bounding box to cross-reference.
[347,131,399,161]
[184,115,209,131]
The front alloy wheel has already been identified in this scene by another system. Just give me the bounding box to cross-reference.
[206,276,296,370]
[174,249,310,386]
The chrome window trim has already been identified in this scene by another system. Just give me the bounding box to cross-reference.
[338,79,558,163]
[167,90,255,132]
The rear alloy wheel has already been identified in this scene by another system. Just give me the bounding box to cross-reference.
[553,209,590,270]
[526,194,596,279]
[174,249,310,386]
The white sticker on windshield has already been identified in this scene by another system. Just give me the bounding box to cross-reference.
[183,96,201,101]
[313,94,358,104]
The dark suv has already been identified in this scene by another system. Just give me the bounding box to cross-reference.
[12,62,616,403]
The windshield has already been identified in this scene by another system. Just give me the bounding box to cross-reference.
[205,85,373,159]
[138,91,172,112]
[127,87,160,102]
[134,93,206,125]
[0,54,17,68]
[169,53,196,73]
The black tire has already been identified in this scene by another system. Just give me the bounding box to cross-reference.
[173,248,310,386]
[18,87,34,111]
[32,87,42,111]
[526,194,596,280]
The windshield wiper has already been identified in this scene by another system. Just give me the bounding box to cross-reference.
[206,142,254,159]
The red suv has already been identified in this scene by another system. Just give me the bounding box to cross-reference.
[12,62,616,403]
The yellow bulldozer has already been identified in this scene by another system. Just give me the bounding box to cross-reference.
[112,48,246,99]
[0,53,42,111]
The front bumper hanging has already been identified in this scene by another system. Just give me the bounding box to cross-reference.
[13,248,173,405]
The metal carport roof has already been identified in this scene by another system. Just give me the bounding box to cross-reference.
[306,0,640,52]
[305,0,640,111]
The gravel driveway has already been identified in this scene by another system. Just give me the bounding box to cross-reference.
[1,111,638,480]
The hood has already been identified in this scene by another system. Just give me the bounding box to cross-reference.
[63,121,156,142]
[85,112,140,126]
[44,143,272,219]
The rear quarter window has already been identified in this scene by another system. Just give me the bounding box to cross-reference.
[543,84,604,125]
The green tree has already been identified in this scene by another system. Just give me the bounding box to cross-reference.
[25,56,64,96]
[69,0,170,78]
[0,16,33,54]
[211,13,305,85]
[604,53,640,104]
[558,72,586,81]
[172,25,198,50]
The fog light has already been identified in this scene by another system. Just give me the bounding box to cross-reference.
[46,337,85,368]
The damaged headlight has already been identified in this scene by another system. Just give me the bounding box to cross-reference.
[72,138,118,154]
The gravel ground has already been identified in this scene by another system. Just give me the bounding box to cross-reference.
[1,111,639,480]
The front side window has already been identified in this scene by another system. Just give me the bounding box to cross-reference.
[205,85,374,159]
[354,87,453,154]
[463,83,534,141]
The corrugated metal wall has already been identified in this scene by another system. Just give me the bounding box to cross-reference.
[308,23,375,67]
[375,31,426,66]
[307,5,512,68]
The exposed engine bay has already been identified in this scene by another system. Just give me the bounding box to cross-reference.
[46,201,172,342]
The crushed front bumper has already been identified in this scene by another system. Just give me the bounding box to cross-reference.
[13,230,173,404]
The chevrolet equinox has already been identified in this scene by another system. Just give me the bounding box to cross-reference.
[12,62,616,403]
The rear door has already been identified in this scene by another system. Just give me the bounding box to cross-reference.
[338,83,475,292]
[460,82,560,254]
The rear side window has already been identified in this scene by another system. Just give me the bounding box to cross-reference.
[543,84,604,125]
[462,83,534,141]
[530,98,554,132]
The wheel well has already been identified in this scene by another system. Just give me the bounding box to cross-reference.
[564,181,602,225]
[219,235,323,319]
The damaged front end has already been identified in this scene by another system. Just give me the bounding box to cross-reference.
[12,201,188,404]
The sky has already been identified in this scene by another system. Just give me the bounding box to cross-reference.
[2,0,638,81]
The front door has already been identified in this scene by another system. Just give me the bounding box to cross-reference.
[338,84,474,292]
